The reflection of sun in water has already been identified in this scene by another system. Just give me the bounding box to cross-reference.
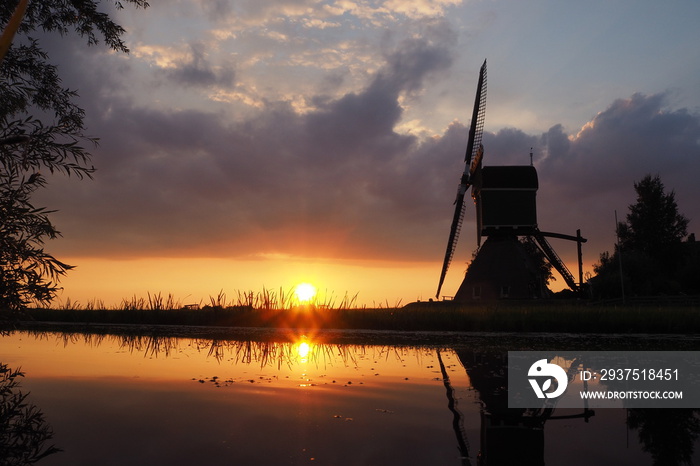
[297,342,310,359]
[296,337,313,365]
[294,283,317,303]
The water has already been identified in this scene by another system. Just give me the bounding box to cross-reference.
[1,329,699,465]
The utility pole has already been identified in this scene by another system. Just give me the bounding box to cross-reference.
[577,229,584,294]
[615,210,626,304]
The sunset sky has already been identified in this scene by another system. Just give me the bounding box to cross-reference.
[28,0,700,307]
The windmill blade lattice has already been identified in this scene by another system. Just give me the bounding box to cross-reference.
[436,60,487,298]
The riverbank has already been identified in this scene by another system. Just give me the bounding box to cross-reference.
[14,300,700,334]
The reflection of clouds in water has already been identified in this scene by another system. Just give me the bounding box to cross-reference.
[7,330,700,464]
[7,330,475,464]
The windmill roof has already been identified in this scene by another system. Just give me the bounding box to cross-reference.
[481,165,538,189]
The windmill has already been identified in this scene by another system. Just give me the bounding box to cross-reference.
[436,60,587,301]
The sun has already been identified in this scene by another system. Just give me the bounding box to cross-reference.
[294,282,317,303]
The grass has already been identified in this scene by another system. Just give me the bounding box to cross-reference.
[10,289,700,334]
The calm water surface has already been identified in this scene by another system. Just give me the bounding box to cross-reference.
[1,329,699,465]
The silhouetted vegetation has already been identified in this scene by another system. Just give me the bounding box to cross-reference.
[0,362,61,465]
[465,238,555,288]
[14,294,700,334]
[1,1,148,315]
[520,237,555,286]
[590,174,698,298]
[628,409,700,466]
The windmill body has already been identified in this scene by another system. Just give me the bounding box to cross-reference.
[455,165,547,300]
[436,61,586,301]
[475,165,538,242]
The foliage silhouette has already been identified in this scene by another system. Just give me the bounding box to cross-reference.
[628,409,700,466]
[591,174,695,298]
[0,0,148,314]
[0,362,61,465]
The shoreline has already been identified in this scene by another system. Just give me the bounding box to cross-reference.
[10,320,700,350]
[13,300,700,335]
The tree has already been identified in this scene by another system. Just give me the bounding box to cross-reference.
[590,174,692,298]
[519,237,555,289]
[1,0,148,314]
[617,174,689,271]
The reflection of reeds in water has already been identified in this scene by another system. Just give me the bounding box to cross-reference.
[16,330,439,370]
[191,337,432,370]
[117,334,181,358]
[209,339,366,369]
[57,331,108,348]
[204,338,358,370]
[35,331,179,358]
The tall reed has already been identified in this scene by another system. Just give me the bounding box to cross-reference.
[21,291,700,334]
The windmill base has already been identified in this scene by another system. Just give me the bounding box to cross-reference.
[454,235,550,301]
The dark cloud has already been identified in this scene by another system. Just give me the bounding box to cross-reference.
[538,93,700,196]
[482,128,539,165]
[37,31,461,261]
[539,124,570,162]
[33,32,700,277]
[165,42,236,88]
[533,93,700,267]
[380,34,454,94]
[199,0,234,22]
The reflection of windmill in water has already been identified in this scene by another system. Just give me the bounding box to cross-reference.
[436,60,587,301]
[447,350,594,466]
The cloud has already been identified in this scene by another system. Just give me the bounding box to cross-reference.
[197,0,234,22]
[195,0,318,25]
[38,28,462,262]
[166,42,236,88]
[534,93,700,263]
[425,93,700,272]
[31,22,700,275]
[380,34,454,94]
[482,128,539,165]
[539,93,700,194]
[132,42,235,88]
[384,0,462,19]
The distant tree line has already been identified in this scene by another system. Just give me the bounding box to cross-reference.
[590,174,699,299]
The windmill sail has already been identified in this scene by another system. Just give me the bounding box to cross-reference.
[436,60,487,299]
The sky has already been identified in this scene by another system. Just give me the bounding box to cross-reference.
[25,0,700,307]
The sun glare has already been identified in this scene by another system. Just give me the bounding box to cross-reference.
[297,342,310,359]
[294,283,317,303]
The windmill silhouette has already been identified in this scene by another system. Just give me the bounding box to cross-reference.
[436,60,587,301]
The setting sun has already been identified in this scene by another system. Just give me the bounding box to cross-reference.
[294,283,317,303]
